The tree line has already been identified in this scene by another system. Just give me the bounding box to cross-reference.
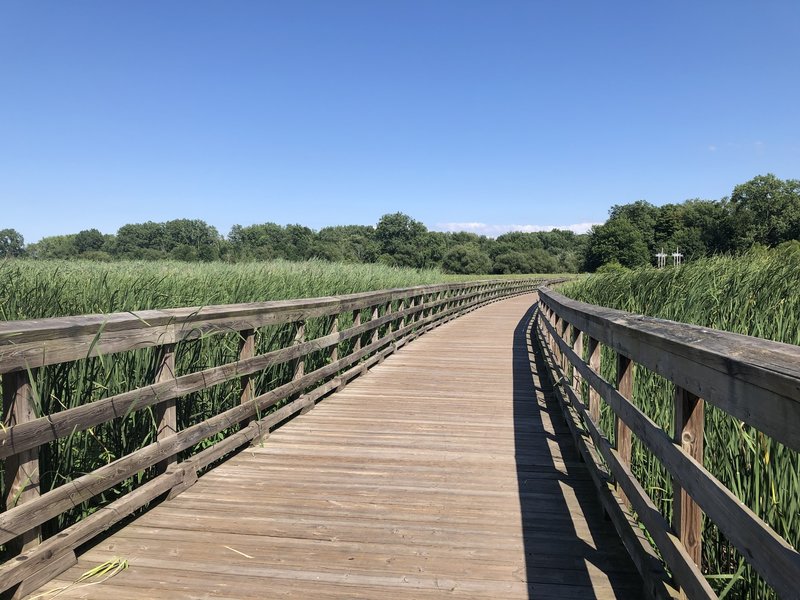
[2,174,797,273]
[584,174,800,271]
[0,213,585,274]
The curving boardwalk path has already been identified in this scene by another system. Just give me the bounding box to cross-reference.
[31,294,642,599]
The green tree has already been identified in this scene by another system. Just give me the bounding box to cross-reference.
[492,251,532,274]
[608,200,659,255]
[228,223,286,260]
[27,234,78,259]
[116,222,167,258]
[582,218,650,271]
[164,219,221,261]
[284,224,315,261]
[375,213,428,268]
[729,174,800,248]
[441,244,491,274]
[0,228,25,257]
[312,225,378,263]
[74,229,105,254]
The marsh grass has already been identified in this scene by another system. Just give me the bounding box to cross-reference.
[562,246,800,599]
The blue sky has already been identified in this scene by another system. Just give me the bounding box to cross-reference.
[2,1,799,242]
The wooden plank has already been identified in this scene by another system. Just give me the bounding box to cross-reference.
[0,468,184,594]
[539,288,800,451]
[9,550,76,600]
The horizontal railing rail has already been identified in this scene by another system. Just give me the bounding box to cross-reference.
[0,277,552,597]
[535,287,800,600]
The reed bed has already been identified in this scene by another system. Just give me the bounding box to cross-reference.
[561,246,800,599]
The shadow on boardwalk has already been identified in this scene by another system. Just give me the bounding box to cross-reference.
[512,304,641,599]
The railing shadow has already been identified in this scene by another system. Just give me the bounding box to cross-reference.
[512,302,640,598]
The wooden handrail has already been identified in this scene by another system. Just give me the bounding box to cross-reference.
[0,280,535,373]
[0,277,551,596]
[538,288,800,451]
[536,287,800,600]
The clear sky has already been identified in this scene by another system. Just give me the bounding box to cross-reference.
[2,1,799,243]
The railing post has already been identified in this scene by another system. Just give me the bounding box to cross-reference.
[329,314,339,363]
[673,386,704,584]
[587,336,601,424]
[293,321,305,381]
[239,329,255,426]
[155,344,177,473]
[552,314,561,363]
[2,370,41,553]
[371,305,380,343]
[352,309,362,352]
[615,353,633,507]
[561,321,570,376]
[572,327,583,392]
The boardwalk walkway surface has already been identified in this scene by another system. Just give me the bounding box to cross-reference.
[30,294,642,599]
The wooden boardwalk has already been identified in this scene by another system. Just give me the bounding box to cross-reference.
[31,294,642,599]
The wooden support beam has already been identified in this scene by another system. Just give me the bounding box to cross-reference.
[329,315,339,363]
[615,352,633,507]
[292,321,305,382]
[2,370,40,554]
[352,309,362,352]
[371,305,379,344]
[239,329,255,429]
[587,336,601,424]
[572,327,583,392]
[154,344,177,474]
[673,385,704,593]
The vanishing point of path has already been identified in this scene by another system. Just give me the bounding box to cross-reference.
[31,294,643,599]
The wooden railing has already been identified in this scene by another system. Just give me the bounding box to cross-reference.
[535,287,800,600]
[0,278,547,596]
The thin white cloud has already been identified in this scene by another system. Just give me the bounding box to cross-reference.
[708,145,717,152]
[435,221,601,237]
